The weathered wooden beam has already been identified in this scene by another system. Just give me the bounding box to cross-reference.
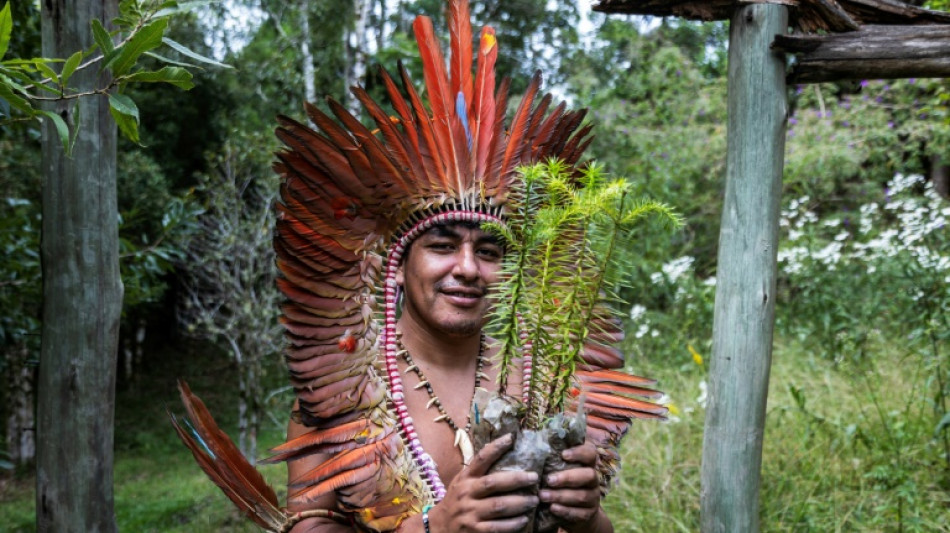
[775,26,950,83]
[843,0,950,24]
[701,4,787,533]
[798,0,860,32]
[593,0,950,31]
[592,0,776,20]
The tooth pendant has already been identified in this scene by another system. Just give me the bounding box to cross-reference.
[456,429,475,464]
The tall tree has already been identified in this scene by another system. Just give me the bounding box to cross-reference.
[344,0,372,114]
[176,133,282,465]
[37,0,121,530]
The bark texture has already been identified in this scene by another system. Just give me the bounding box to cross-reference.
[593,0,950,31]
[776,26,950,83]
[38,1,121,531]
[700,5,787,533]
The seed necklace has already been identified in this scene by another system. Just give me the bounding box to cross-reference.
[397,332,486,464]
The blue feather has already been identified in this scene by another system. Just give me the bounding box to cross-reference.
[456,92,473,150]
[185,418,217,460]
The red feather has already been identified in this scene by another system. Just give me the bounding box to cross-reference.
[400,63,450,192]
[449,0,473,111]
[413,15,464,193]
[170,382,285,530]
[501,72,541,172]
[472,27,497,182]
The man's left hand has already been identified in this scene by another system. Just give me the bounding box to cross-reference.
[537,442,605,533]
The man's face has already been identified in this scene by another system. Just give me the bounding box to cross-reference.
[396,223,503,338]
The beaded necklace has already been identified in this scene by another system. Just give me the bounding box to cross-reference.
[381,209,503,501]
[397,333,485,464]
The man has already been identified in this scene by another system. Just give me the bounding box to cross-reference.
[286,222,613,533]
[174,2,647,530]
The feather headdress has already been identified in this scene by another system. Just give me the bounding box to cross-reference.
[173,1,668,531]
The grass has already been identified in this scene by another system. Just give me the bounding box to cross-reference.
[0,341,292,532]
[606,337,950,532]
[2,337,949,531]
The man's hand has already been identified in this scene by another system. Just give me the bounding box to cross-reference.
[538,442,611,533]
[428,433,540,533]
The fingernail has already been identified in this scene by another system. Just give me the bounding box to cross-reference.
[546,474,558,485]
[501,433,513,444]
[539,490,552,502]
[526,472,539,483]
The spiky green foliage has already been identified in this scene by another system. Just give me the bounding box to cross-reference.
[487,161,682,429]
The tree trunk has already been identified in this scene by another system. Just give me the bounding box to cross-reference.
[5,344,36,467]
[344,0,371,115]
[246,359,259,465]
[38,1,121,531]
[932,154,949,200]
[300,1,317,104]
[375,0,386,54]
[701,5,787,533]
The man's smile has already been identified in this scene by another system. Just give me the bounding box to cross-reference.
[438,284,486,306]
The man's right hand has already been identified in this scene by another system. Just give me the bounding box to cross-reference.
[427,433,540,533]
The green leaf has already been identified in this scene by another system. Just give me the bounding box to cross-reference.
[0,69,28,93]
[108,92,139,121]
[154,0,211,18]
[91,19,114,55]
[106,18,167,77]
[0,66,61,95]
[143,51,198,68]
[121,66,193,90]
[35,60,59,85]
[60,51,83,86]
[0,77,32,114]
[161,37,231,69]
[0,2,11,61]
[108,94,139,143]
[38,110,70,154]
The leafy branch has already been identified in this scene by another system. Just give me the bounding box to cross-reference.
[487,161,681,429]
[0,0,230,152]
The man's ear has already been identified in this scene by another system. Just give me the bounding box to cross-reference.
[395,263,404,286]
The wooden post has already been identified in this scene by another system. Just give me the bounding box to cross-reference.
[38,1,120,531]
[700,4,787,533]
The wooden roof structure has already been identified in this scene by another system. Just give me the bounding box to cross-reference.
[594,0,950,32]
[594,2,950,93]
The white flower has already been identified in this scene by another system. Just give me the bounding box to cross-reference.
[660,256,695,283]
[697,380,708,409]
[814,242,843,267]
[887,173,924,195]
[635,324,650,339]
[629,304,647,321]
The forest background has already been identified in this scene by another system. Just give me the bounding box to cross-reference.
[1,0,949,531]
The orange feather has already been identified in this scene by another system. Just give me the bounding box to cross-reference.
[472,27,497,182]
